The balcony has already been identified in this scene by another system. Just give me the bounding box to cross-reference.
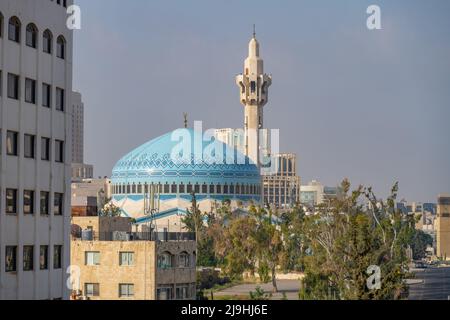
[71,231,195,242]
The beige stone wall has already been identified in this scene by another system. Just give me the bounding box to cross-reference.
[70,241,156,300]
[437,198,450,260]
[70,240,197,300]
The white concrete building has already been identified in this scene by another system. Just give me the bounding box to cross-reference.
[0,0,73,300]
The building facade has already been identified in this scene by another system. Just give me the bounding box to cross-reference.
[71,178,112,217]
[70,91,93,180]
[436,194,450,260]
[300,180,340,211]
[0,0,72,299]
[70,216,196,300]
[214,128,245,155]
[71,91,83,164]
[262,153,300,209]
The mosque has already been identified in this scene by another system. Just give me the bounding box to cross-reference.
[111,31,273,232]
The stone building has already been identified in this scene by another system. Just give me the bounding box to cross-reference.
[436,194,450,260]
[70,216,196,300]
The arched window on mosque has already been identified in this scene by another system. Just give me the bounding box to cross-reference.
[216,184,222,194]
[209,184,214,194]
[179,183,185,194]
[194,183,200,194]
[223,184,229,194]
[137,183,142,194]
[126,184,131,194]
[164,183,170,194]
[230,184,235,194]
[202,184,207,194]
[171,183,177,194]
[187,183,192,194]
[132,184,136,194]
[236,184,240,194]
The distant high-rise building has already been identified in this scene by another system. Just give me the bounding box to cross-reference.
[0,0,73,300]
[214,128,245,155]
[71,92,84,163]
[262,153,300,209]
[70,91,93,180]
[300,180,340,210]
[436,194,450,260]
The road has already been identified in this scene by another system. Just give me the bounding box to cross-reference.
[409,267,450,300]
[214,280,301,300]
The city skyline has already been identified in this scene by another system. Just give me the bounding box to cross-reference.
[73,0,450,202]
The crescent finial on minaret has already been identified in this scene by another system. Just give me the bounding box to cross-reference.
[253,24,256,38]
[183,113,188,128]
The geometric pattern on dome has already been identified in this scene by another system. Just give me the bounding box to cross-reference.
[111,129,260,184]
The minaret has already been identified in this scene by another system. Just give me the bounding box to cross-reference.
[236,27,272,165]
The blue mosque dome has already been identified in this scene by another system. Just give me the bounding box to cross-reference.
[111,129,261,210]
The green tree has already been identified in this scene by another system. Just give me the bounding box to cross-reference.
[299,180,415,300]
[410,230,433,260]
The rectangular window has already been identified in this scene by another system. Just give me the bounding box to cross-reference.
[40,246,48,270]
[119,284,134,298]
[6,131,18,156]
[25,78,36,104]
[23,246,34,271]
[23,190,35,215]
[6,189,17,214]
[85,252,100,266]
[157,287,173,300]
[42,83,51,108]
[5,246,17,272]
[54,192,64,216]
[24,134,35,158]
[119,252,134,266]
[56,87,64,111]
[40,191,50,215]
[85,283,100,297]
[55,140,64,163]
[7,73,19,100]
[54,245,63,269]
[41,137,50,161]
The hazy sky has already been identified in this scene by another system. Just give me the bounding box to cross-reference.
[73,0,450,202]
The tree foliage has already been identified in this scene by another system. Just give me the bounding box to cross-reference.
[299,179,415,300]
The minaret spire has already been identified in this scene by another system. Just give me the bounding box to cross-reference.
[235,31,272,166]
[183,113,188,128]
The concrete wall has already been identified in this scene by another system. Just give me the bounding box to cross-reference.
[0,0,73,300]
